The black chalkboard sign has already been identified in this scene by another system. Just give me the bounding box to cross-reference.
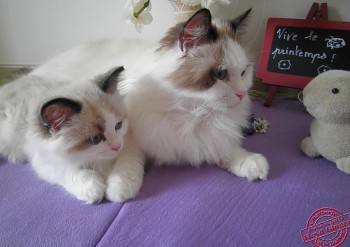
[267,26,350,77]
[257,18,350,89]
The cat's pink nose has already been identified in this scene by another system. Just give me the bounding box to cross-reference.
[112,144,121,152]
[235,91,246,101]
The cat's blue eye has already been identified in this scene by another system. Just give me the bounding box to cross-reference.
[241,69,246,76]
[214,69,227,81]
[115,121,123,130]
[89,134,105,145]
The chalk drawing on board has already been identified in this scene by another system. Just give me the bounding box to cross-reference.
[278,60,291,70]
[325,36,346,49]
[317,65,332,74]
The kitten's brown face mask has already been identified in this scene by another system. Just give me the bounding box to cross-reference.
[39,66,127,160]
[40,66,125,135]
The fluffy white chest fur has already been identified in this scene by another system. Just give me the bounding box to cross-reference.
[123,61,251,166]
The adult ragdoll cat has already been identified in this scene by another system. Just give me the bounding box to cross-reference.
[0,66,130,203]
[106,8,270,201]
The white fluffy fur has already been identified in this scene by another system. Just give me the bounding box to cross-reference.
[32,39,151,83]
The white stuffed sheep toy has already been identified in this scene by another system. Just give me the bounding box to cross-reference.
[301,70,350,174]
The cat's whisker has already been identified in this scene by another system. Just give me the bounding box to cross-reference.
[230,0,239,19]
[250,0,266,45]
[176,102,212,149]
[177,105,205,146]
[248,89,266,101]
[183,102,215,145]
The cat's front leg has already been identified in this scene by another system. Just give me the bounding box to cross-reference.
[106,135,145,202]
[62,169,107,204]
[32,159,106,203]
[221,145,269,181]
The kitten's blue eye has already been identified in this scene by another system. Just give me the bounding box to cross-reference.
[241,69,246,76]
[89,134,105,145]
[115,121,123,130]
[214,69,227,81]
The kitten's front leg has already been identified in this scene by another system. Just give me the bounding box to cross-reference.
[221,145,269,181]
[106,135,145,202]
[62,169,106,204]
[32,158,106,203]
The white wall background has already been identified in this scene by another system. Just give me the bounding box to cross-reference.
[1,0,350,67]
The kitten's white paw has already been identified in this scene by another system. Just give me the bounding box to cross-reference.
[7,153,26,164]
[237,153,269,181]
[70,170,106,204]
[336,157,350,174]
[106,173,143,202]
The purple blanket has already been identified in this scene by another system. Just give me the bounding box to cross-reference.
[1,98,349,247]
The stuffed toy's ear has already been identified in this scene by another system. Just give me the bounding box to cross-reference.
[99,66,124,94]
[230,8,252,33]
[179,8,217,53]
[41,98,82,132]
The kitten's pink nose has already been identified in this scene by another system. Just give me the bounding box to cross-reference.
[112,144,121,152]
[235,91,246,101]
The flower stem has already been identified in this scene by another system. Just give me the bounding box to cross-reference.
[134,0,150,18]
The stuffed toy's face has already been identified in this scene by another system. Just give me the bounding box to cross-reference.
[302,70,350,123]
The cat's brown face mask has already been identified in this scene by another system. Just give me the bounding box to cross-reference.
[178,8,251,54]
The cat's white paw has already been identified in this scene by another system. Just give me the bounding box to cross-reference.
[106,173,143,202]
[336,157,350,174]
[69,170,107,204]
[7,152,26,164]
[236,153,269,181]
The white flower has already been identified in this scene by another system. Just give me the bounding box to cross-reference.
[180,0,202,6]
[181,0,231,7]
[124,0,153,33]
[123,0,231,32]
[200,0,231,15]
[180,0,231,15]
[253,117,269,134]
[215,0,231,5]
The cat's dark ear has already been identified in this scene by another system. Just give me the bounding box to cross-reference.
[99,66,124,94]
[230,8,252,33]
[41,98,82,132]
[179,8,217,53]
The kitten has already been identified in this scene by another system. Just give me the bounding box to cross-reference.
[106,9,269,201]
[0,66,129,203]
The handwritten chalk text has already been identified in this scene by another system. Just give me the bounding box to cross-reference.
[271,45,327,63]
[277,28,298,41]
